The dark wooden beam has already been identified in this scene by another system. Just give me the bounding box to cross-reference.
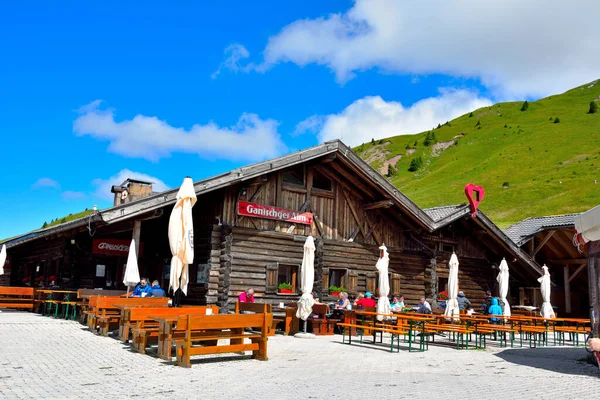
[342,190,368,238]
[328,161,377,199]
[549,258,587,264]
[363,199,394,210]
[568,263,587,283]
[532,230,556,257]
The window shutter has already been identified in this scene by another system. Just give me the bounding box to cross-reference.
[341,269,349,291]
[391,273,401,296]
[321,267,329,293]
[265,263,278,293]
[348,270,358,294]
[366,272,377,294]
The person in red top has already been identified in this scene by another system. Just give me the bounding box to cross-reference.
[238,288,255,303]
[355,292,377,308]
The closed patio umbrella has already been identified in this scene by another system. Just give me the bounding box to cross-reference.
[538,264,555,319]
[497,258,511,317]
[0,244,6,276]
[168,177,197,306]
[122,239,140,297]
[376,245,390,321]
[444,253,460,319]
[296,236,315,325]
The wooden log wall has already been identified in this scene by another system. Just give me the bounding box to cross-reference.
[220,164,406,248]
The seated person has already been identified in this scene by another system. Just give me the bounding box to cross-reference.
[238,288,255,303]
[481,290,493,314]
[355,292,377,308]
[131,278,153,297]
[417,296,432,314]
[335,292,351,310]
[488,298,503,322]
[312,291,322,304]
[390,295,405,312]
[457,291,472,310]
[352,293,364,307]
[150,280,166,298]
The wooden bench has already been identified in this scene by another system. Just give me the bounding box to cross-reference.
[0,287,34,310]
[337,322,412,352]
[174,312,272,367]
[88,296,169,335]
[307,304,337,335]
[78,289,125,323]
[235,302,274,335]
[122,305,218,354]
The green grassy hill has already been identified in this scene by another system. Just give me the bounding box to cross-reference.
[355,80,600,228]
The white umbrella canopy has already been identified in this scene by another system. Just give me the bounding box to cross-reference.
[122,239,140,295]
[497,258,511,317]
[0,244,6,275]
[444,253,460,318]
[538,264,556,319]
[296,236,316,321]
[376,245,390,321]
[168,177,197,297]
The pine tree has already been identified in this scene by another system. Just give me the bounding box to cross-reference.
[520,101,529,111]
[60,217,67,223]
[468,112,473,118]
[408,156,423,172]
[589,101,598,114]
[371,138,375,145]
[475,120,481,127]
[554,117,560,124]
[386,164,396,177]
[42,221,48,228]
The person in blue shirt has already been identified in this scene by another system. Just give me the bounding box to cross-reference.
[488,297,503,322]
[131,278,153,297]
[150,280,166,298]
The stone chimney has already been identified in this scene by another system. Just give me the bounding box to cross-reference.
[110,179,154,206]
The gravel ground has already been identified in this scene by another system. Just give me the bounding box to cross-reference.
[0,311,598,399]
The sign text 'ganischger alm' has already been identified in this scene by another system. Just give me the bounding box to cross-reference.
[237,201,313,225]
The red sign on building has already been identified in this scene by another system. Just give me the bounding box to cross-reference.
[237,201,313,225]
[92,239,144,256]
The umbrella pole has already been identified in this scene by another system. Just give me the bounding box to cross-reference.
[126,286,130,297]
[303,319,307,334]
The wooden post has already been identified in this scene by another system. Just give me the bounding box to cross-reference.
[219,225,233,313]
[564,265,571,314]
[430,255,437,309]
[132,220,141,256]
[314,239,324,298]
[519,287,525,305]
[588,242,600,338]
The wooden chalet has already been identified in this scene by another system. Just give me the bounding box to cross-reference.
[3,140,543,311]
[505,214,589,317]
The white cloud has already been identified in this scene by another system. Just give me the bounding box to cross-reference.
[260,0,600,98]
[73,101,286,162]
[61,191,86,200]
[297,89,492,146]
[92,169,170,201]
[211,43,253,79]
[32,178,60,190]
[292,115,325,136]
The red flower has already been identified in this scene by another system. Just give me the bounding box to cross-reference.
[438,290,449,300]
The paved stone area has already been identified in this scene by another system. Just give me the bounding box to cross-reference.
[0,311,598,399]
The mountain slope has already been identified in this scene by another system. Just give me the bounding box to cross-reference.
[356,80,600,227]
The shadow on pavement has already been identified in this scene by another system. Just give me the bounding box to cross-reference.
[495,347,599,377]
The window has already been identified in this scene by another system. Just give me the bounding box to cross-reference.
[277,264,298,293]
[282,167,305,187]
[442,244,455,253]
[438,277,448,294]
[312,170,332,191]
[329,269,347,290]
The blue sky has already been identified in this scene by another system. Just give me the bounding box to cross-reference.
[0,0,597,240]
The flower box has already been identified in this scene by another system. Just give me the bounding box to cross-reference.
[279,288,293,294]
[330,291,340,297]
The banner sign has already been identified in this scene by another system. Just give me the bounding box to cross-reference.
[237,201,313,225]
[92,239,144,256]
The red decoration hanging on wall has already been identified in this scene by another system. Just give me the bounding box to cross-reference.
[464,184,485,218]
